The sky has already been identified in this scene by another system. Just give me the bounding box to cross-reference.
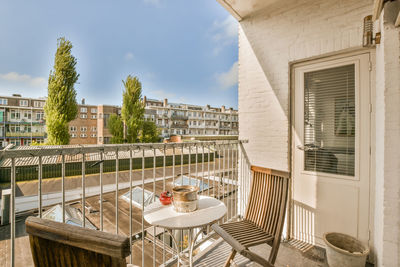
[0,0,238,109]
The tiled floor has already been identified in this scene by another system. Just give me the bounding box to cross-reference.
[194,238,374,267]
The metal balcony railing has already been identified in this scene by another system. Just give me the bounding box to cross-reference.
[0,140,252,267]
[5,132,46,137]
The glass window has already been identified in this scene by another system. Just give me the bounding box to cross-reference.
[19,100,28,106]
[80,107,87,113]
[304,64,355,176]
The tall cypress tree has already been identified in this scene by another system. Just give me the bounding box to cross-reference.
[44,37,79,145]
[121,75,145,143]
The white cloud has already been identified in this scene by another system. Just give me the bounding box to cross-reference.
[143,0,162,7]
[216,61,238,90]
[0,72,47,88]
[124,52,134,61]
[210,16,238,54]
[0,72,47,98]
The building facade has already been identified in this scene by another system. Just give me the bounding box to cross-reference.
[0,94,238,146]
[143,96,238,138]
[0,94,46,147]
[68,99,98,145]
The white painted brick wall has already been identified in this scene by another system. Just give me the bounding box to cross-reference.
[374,2,400,266]
[238,0,373,171]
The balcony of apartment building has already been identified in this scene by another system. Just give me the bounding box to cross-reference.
[170,112,188,121]
[170,122,188,129]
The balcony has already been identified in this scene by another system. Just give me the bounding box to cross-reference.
[5,132,46,137]
[171,114,188,120]
[0,140,336,267]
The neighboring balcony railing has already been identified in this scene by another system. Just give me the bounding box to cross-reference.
[0,140,251,267]
[170,114,188,120]
[5,132,46,137]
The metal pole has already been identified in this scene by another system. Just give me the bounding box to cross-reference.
[115,150,119,234]
[38,156,42,218]
[61,154,65,223]
[82,153,86,228]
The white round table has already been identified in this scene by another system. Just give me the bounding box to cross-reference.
[144,196,226,266]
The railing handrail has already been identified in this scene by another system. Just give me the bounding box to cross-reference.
[0,140,241,159]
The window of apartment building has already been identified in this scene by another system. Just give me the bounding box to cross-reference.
[34,101,45,108]
[10,110,20,119]
[10,125,20,132]
[91,108,97,113]
[70,126,77,132]
[80,107,87,113]
[80,127,87,132]
[91,115,97,119]
[80,133,87,138]
[0,99,8,105]
[23,111,31,120]
[91,133,97,138]
[80,114,88,119]
[91,127,97,132]
[19,100,28,106]
[71,133,77,138]
[36,112,44,121]
[103,114,110,127]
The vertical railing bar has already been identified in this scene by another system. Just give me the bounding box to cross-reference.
[222,144,226,223]
[218,144,221,203]
[61,154,65,223]
[195,144,198,185]
[38,156,42,218]
[232,144,236,219]
[115,149,119,234]
[213,145,216,197]
[227,144,230,221]
[188,145,191,185]
[172,146,175,185]
[163,145,166,264]
[207,145,210,196]
[129,149,133,264]
[142,148,145,267]
[240,146,244,217]
[100,151,104,231]
[153,147,156,267]
[181,144,184,179]
[82,153,86,228]
[10,158,15,267]
[201,144,205,192]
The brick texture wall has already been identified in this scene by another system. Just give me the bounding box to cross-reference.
[374,2,400,266]
[238,0,373,171]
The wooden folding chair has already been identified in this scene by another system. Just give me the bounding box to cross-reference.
[212,166,290,267]
[25,216,131,267]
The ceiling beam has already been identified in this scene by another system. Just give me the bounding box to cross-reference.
[216,0,243,21]
[373,0,384,21]
[396,10,400,27]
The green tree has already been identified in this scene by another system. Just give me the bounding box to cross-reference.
[121,75,145,143]
[44,37,79,145]
[108,114,124,144]
[140,120,160,143]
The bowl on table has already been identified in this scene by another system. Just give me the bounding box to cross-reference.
[172,185,199,213]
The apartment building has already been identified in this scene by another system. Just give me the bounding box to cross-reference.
[68,99,98,145]
[97,104,121,145]
[0,94,46,147]
[143,96,238,138]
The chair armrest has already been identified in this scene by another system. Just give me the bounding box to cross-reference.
[211,223,246,253]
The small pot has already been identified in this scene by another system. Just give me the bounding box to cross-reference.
[159,191,172,205]
[172,185,199,213]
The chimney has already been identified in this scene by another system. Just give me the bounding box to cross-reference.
[81,98,85,105]
[221,105,225,112]
[143,96,147,105]
[163,98,168,107]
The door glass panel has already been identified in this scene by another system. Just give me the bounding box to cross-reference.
[304,64,355,176]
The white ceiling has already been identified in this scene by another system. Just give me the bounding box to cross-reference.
[217,0,281,20]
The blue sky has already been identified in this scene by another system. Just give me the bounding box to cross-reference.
[0,0,238,108]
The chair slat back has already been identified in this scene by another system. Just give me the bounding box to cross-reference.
[245,166,290,237]
[25,216,130,267]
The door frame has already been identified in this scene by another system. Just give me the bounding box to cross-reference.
[288,49,375,253]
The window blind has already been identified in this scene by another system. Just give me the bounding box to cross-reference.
[304,64,355,176]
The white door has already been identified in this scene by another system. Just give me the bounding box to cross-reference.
[292,53,371,246]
